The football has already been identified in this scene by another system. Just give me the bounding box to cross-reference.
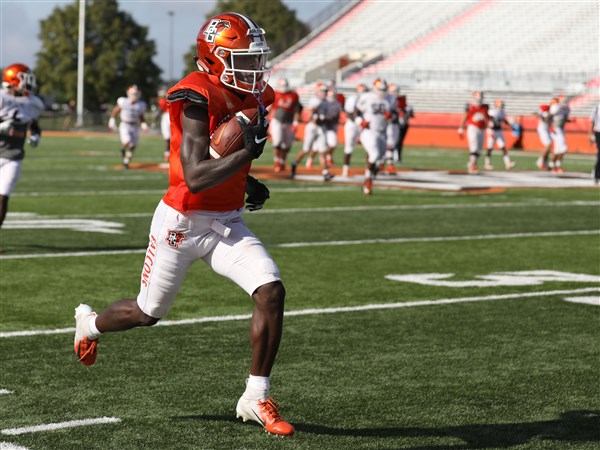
[209,108,258,159]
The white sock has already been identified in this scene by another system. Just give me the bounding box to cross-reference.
[503,155,511,165]
[244,375,270,401]
[88,315,102,339]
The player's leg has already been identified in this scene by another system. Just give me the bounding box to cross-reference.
[484,131,494,170]
[594,132,600,183]
[74,201,197,365]
[467,126,481,173]
[204,217,294,436]
[342,120,356,177]
[0,159,22,228]
[397,124,409,163]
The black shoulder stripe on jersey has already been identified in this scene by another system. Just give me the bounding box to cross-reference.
[167,90,208,107]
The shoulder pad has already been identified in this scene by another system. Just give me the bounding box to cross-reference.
[167,89,208,107]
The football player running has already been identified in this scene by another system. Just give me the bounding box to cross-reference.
[356,78,392,195]
[0,64,44,232]
[484,99,516,170]
[458,91,489,174]
[342,83,367,177]
[108,84,149,169]
[73,13,294,437]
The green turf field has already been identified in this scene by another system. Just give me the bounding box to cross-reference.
[1,135,599,449]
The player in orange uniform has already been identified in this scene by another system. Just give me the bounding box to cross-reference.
[73,13,294,437]
[458,91,489,174]
[269,78,301,172]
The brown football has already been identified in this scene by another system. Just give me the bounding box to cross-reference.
[209,108,258,159]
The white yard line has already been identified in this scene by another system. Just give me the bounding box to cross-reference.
[9,186,352,198]
[275,229,600,248]
[1,229,598,260]
[0,442,30,450]
[7,200,597,220]
[1,287,597,339]
[1,417,121,436]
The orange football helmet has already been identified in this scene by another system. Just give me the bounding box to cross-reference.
[196,13,270,94]
[2,63,36,93]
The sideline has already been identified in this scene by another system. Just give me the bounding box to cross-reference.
[1,287,598,339]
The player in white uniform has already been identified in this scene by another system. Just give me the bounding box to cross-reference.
[342,83,367,177]
[291,82,333,181]
[156,87,171,162]
[0,64,44,230]
[356,79,391,195]
[549,95,570,173]
[484,99,516,170]
[535,103,553,170]
[384,83,401,175]
[108,85,148,169]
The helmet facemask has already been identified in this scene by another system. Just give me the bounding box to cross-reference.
[215,45,270,94]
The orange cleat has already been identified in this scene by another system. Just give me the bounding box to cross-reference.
[74,304,99,366]
[236,397,295,436]
[363,177,372,195]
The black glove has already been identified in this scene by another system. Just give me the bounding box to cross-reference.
[245,175,270,211]
[237,106,269,160]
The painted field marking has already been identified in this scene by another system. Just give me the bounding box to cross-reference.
[2,218,125,235]
[7,200,597,220]
[0,389,14,395]
[1,287,598,339]
[1,417,121,436]
[1,229,598,260]
[9,186,352,198]
[563,296,600,306]
[0,442,29,450]
[385,271,600,287]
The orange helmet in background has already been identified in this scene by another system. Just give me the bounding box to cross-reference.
[2,63,36,93]
[195,12,271,94]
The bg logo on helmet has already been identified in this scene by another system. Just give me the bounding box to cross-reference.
[203,19,230,43]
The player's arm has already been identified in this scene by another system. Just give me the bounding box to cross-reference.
[458,111,468,135]
[139,112,148,131]
[108,105,120,130]
[180,103,255,194]
[28,119,42,147]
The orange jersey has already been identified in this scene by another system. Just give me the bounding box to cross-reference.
[158,97,168,113]
[272,90,300,123]
[164,72,274,212]
[465,103,489,129]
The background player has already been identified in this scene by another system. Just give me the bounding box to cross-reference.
[73,12,294,437]
[484,99,516,170]
[0,63,44,232]
[549,95,570,173]
[535,103,553,170]
[342,83,366,177]
[323,84,343,168]
[356,78,391,195]
[291,82,332,181]
[156,87,171,162]
[458,91,489,174]
[269,78,301,173]
[590,102,600,184]
[108,84,149,169]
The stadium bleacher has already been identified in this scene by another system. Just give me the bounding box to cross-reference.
[272,0,599,117]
